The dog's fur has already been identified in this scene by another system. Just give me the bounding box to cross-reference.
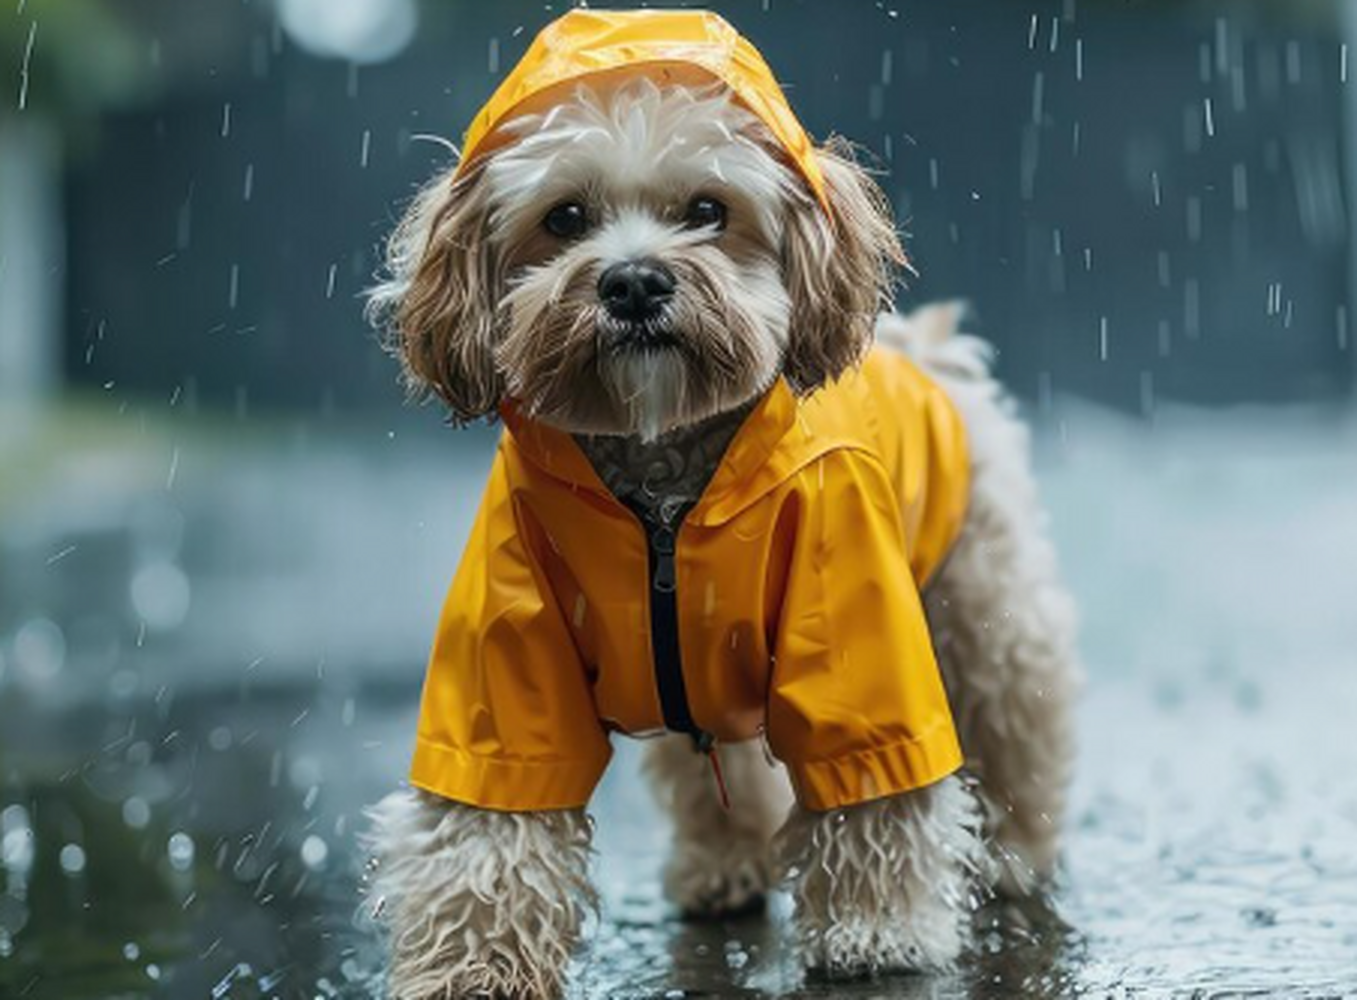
[364,81,1079,998]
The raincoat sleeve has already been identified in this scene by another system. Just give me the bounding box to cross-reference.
[767,449,963,812]
[409,446,612,812]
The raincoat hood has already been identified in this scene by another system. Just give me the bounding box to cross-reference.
[455,8,830,211]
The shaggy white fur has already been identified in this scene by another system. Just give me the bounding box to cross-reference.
[486,82,795,440]
[362,789,595,1000]
[775,776,990,976]
[642,735,794,916]
[879,304,1083,895]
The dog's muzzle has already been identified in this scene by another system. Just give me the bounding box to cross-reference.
[598,259,676,322]
[598,258,680,352]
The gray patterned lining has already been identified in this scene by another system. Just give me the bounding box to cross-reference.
[574,401,757,526]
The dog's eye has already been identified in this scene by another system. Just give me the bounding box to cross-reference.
[543,202,589,239]
[683,196,727,232]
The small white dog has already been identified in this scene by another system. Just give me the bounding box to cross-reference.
[364,11,1078,999]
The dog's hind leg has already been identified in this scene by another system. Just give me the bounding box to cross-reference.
[643,734,793,918]
[883,305,1082,895]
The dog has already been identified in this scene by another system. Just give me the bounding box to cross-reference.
[363,11,1079,999]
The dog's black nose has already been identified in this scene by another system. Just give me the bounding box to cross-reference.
[598,260,676,322]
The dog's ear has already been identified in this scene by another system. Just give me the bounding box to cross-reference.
[780,138,907,393]
[369,160,504,422]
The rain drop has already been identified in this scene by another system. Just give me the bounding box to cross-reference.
[168,832,195,872]
[17,20,37,112]
[300,834,329,870]
[59,843,87,876]
[1,826,34,874]
[130,561,191,631]
[13,618,65,683]
[123,797,152,830]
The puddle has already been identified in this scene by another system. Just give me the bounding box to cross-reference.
[4,669,1356,998]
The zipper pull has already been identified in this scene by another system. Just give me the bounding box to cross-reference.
[694,731,731,811]
[651,523,677,593]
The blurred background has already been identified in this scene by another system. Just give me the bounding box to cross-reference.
[2,1,1356,997]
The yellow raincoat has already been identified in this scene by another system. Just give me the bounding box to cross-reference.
[410,10,969,813]
[412,351,970,812]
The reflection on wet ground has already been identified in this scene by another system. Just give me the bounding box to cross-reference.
[1,686,1087,1000]
[3,403,1357,997]
[0,686,389,998]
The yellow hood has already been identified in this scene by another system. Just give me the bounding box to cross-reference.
[455,8,829,211]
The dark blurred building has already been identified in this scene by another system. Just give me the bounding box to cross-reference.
[42,0,1357,415]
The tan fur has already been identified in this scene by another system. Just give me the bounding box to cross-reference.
[368,86,907,436]
[368,160,505,423]
[779,139,908,393]
[493,233,781,437]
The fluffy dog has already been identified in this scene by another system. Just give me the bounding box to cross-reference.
[364,11,1078,999]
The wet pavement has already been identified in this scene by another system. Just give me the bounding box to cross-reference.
[3,399,1357,998]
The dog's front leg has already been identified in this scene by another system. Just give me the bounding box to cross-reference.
[365,788,594,1000]
[777,776,986,977]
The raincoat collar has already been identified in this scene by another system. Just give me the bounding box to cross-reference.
[500,377,803,527]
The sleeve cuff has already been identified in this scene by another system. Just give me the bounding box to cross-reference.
[783,723,964,812]
[409,736,611,812]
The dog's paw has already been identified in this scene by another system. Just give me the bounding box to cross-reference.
[387,957,563,1000]
[385,921,571,1000]
[799,912,963,978]
[663,847,772,919]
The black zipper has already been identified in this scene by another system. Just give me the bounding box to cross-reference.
[627,498,714,753]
